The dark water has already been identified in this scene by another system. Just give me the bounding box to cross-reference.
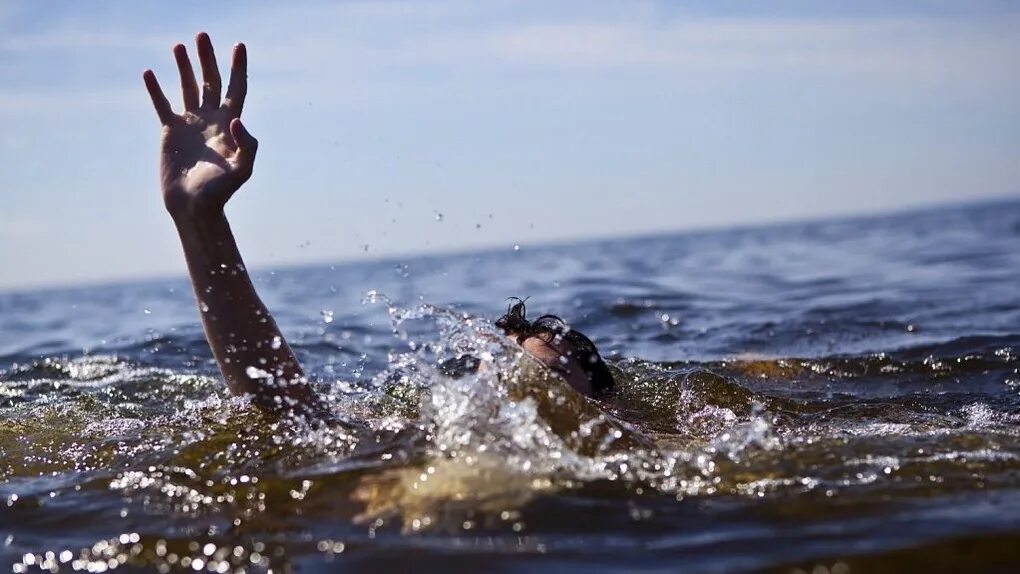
[2,199,1020,573]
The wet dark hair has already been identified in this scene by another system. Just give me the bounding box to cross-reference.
[495,298,615,394]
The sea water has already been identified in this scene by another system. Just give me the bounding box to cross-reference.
[2,199,1019,573]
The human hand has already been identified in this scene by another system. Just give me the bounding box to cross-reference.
[143,33,257,218]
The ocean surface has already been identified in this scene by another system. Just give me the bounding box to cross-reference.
[2,198,1020,573]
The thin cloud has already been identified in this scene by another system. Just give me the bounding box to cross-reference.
[0,29,173,52]
[236,8,1020,97]
[0,88,139,115]
[0,215,43,240]
[4,5,1019,100]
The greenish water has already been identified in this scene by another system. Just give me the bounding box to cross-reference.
[2,199,1020,573]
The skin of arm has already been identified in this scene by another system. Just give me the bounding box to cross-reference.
[143,33,318,415]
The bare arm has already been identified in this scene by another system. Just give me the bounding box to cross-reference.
[143,33,317,414]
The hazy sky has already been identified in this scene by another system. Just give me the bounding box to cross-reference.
[1,1,1018,291]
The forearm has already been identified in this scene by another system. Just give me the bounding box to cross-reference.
[173,207,316,412]
[144,35,319,415]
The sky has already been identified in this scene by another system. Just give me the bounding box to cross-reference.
[0,0,1018,291]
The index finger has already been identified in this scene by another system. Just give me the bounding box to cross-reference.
[143,70,175,125]
[224,43,247,116]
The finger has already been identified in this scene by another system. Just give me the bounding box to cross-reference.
[230,118,258,176]
[142,70,175,125]
[224,43,247,116]
[196,32,222,109]
[173,43,200,111]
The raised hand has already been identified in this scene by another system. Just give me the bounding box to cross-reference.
[143,33,257,216]
[142,34,320,417]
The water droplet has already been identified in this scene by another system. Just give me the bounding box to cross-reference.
[321,309,334,323]
[143,308,151,315]
[435,212,444,221]
[270,336,282,350]
[513,244,520,252]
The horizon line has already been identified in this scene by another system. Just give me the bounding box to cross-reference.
[1,192,1016,297]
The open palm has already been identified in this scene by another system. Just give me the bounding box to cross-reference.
[143,33,257,215]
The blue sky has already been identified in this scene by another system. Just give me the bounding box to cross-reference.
[1,1,1018,291]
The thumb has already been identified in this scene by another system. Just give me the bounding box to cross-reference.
[230,118,258,170]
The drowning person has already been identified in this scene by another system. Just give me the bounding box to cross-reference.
[141,33,614,417]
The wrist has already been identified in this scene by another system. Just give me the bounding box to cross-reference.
[165,189,226,225]
[171,203,236,266]
[169,201,228,236]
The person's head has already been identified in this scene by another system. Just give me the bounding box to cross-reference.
[495,298,614,396]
